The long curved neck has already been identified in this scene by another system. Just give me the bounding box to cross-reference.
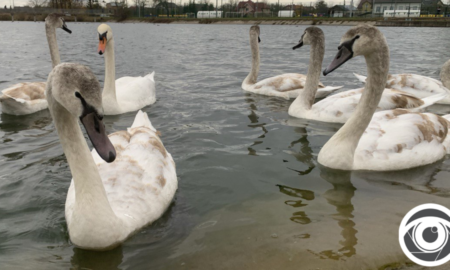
[320,47,389,169]
[243,35,260,86]
[440,59,450,89]
[46,24,60,68]
[46,87,120,230]
[291,40,325,110]
[103,38,119,106]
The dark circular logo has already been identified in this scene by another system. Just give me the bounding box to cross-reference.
[399,204,450,267]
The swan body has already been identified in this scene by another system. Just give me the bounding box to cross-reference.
[290,87,445,124]
[354,73,450,104]
[47,63,176,250]
[242,25,342,100]
[349,109,450,171]
[242,73,342,100]
[0,82,47,115]
[0,14,71,115]
[288,27,445,124]
[318,25,450,171]
[98,24,156,115]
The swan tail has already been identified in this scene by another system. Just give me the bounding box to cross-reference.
[0,92,26,103]
[130,110,156,132]
[442,114,450,122]
[145,72,155,82]
[411,93,448,112]
[353,73,367,83]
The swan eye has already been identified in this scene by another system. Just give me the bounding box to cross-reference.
[75,92,82,99]
[355,35,360,39]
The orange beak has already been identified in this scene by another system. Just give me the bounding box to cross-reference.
[98,38,106,55]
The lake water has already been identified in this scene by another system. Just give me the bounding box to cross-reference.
[1,22,450,270]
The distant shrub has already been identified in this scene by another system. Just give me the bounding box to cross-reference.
[0,14,10,21]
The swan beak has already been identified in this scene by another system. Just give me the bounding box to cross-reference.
[292,41,303,50]
[258,36,261,43]
[62,24,72,34]
[80,112,116,163]
[323,45,353,76]
[98,38,106,55]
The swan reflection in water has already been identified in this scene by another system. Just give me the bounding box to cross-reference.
[244,93,289,156]
[319,168,357,259]
[71,246,123,270]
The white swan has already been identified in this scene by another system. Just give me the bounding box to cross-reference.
[46,63,177,250]
[0,14,71,115]
[242,25,342,100]
[288,26,446,124]
[97,24,156,115]
[354,59,450,104]
[318,24,450,171]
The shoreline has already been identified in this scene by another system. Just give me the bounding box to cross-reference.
[2,14,450,27]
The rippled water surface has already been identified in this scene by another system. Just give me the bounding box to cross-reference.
[1,22,450,269]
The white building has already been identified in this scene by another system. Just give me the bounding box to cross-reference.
[372,0,422,15]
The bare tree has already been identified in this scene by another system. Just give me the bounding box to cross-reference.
[28,0,47,7]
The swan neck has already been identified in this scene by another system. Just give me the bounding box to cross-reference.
[322,48,389,169]
[46,88,118,223]
[103,38,118,104]
[292,40,324,110]
[244,35,260,86]
[440,59,450,89]
[46,24,60,68]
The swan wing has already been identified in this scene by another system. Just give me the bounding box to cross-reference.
[355,73,450,104]
[0,82,48,115]
[303,88,428,123]
[354,110,450,171]
[246,73,337,99]
[115,72,156,112]
[91,111,177,230]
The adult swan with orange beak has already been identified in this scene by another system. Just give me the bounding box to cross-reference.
[97,24,156,115]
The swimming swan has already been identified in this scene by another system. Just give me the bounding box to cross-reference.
[354,60,450,104]
[242,25,342,100]
[318,25,450,171]
[46,63,177,250]
[288,26,446,124]
[0,14,71,115]
[97,24,156,115]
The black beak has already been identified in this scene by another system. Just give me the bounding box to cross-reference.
[80,112,116,163]
[292,41,303,50]
[62,24,72,34]
[323,36,359,76]
[258,36,261,43]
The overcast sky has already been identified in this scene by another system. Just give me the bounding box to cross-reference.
[0,0,346,9]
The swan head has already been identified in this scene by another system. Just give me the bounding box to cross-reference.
[323,24,387,76]
[49,63,116,163]
[293,26,324,50]
[45,13,71,34]
[97,24,113,55]
[250,25,261,43]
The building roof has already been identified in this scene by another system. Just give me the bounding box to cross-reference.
[422,0,446,6]
[237,0,269,10]
[374,0,421,3]
[357,0,372,9]
[282,4,302,10]
[330,4,357,11]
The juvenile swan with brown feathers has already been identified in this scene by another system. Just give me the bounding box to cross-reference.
[318,25,450,171]
[288,26,445,124]
[0,14,71,115]
[47,63,177,250]
[242,25,342,100]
